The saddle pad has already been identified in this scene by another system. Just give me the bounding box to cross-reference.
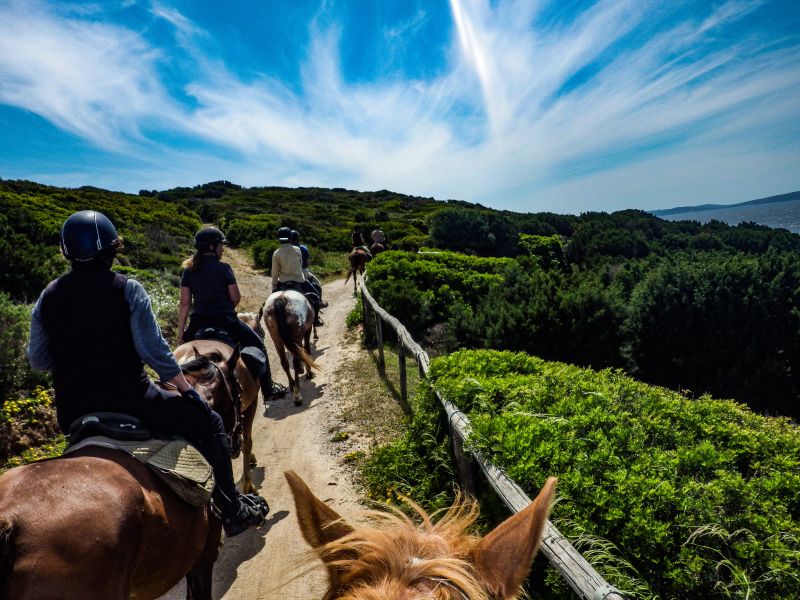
[64,436,215,507]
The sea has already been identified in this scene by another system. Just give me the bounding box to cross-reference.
[657,198,800,234]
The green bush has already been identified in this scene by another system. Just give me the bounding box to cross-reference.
[625,252,800,414]
[0,292,50,403]
[369,349,800,599]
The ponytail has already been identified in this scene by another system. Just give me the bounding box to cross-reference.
[182,251,204,271]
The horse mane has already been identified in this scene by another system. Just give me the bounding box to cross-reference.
[179,352,224,380]
[310,497,497,600]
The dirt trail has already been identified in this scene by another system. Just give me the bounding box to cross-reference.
[159,248,363,600]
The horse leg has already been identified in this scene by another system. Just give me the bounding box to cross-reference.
[185,521,221,600]
[241,398,258,494]
[268,330,294,398]
[292,352,303,406]
[305,329,314,380]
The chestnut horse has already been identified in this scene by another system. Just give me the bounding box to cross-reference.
[174,339,260,495]
[345,248,370,294]
[0,352,247,600]
[261,290,319,406]
[286,470,556,600]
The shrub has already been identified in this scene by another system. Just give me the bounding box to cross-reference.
[0,292,50,402]
[373,349,800,599]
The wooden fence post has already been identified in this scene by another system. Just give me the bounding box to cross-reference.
[398,340,407,405]
[375,314,384,369]
[362,292,372,346]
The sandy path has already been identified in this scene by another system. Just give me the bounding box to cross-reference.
[159,248,362,600]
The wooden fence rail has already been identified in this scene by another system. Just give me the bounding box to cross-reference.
[359,281,625,600]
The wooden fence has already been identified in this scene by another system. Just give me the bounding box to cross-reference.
[359,281,626,600]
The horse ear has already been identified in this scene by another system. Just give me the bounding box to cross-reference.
[470,477,556,599]
[192,345,201,357]
[284,470,354,550]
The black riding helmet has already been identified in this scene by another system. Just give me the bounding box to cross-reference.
[61,210,120,262]
[194,227,228,249]
[277,226,292,242]
[289,229,300,242]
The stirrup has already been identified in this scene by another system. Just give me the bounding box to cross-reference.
[263,382,288,403]
[223,494,270,537]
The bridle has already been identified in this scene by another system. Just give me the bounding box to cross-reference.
[206,359,243,456]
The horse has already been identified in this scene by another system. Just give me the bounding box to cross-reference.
[370,242,385,257]
[174,334,261,496]
[260,290,319,407]
[0,352,248,600]
[345,247,370,294]
[285,470,557,600]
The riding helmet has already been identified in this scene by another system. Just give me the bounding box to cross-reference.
[61,210,120,261]
[289,229,300,242]
[194,227,228,249]
[277,226,293,242]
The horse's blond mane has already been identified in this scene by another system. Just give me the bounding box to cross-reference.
[308,496,506,600]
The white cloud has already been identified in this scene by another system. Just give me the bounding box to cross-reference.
[1,0,798,211]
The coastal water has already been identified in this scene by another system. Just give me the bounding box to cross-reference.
[659,198,800,234]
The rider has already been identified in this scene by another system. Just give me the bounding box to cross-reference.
[271,226,324,326]
[289,229,327,308]
[178,227,285,402]
[27,210,268,537]
[351,226,371,258]
[370,225,386,247]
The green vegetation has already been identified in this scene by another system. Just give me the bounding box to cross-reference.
[365,350,800,598]
[365,214,800,417]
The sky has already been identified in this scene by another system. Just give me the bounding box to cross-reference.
[0,0,799,214]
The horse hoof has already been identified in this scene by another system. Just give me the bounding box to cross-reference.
[293,399,302,406]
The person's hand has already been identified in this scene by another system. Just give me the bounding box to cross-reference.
[181,388,207,408]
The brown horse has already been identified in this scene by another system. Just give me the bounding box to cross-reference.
[261,290,319,406]
[370,242,385,257]
[0,353,249,600]
[174,337,261,495]
[286,470,556,600]
[345,248,370,294]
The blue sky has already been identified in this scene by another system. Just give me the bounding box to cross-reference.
[1,0,798,213]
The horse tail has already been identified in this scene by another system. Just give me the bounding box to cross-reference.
[0,517,14,599]
[274,297,320,372]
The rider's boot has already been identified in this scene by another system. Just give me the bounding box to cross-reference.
[209,433,270,536]
[259,369,286,403]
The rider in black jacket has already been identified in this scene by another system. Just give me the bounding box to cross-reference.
[27,211,269,537]
[179,227,285,400]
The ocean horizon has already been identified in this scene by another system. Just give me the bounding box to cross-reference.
[656,198,800,234]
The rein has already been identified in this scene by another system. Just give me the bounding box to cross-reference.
[180,355,243,452]
[207,360,243,453]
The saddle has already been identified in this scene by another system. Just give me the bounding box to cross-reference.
[65,413,215,507]
[190,327,266,382]
[193,326,236,346]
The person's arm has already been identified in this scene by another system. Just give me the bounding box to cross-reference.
[271,249,280,289]
[126,280,183,383]
[178,286,191,342]
[228,283,242,307]
[26,293,53,371]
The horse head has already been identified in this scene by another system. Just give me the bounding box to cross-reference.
[285,470,557,600]
[179,347,242,452]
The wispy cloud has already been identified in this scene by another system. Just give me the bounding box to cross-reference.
[0,0,798,211]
